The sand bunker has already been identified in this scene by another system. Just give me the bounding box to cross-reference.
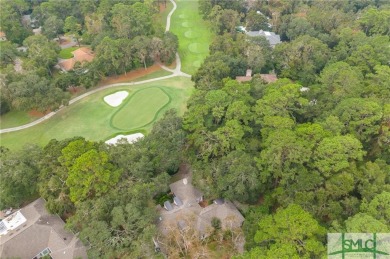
[104,91,129,107]
[105,133,144,145]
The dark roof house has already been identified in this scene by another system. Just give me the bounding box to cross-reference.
[246,30,281,47]
[0,198,87,259]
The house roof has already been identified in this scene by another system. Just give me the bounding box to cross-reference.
[260,74,278,83]
[246,30,281,46]
[173,197,183,207]
[160,176,244,237]
[214,198,225,205]
[164,201,173,211]
[58,47,95,72]
[0,31,6,38]
[169,177,203,205]
[0,198,87,259]
[236,76,252,82]
[73,47,94,63]
[197,201,245,234]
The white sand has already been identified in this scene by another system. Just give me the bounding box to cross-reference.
[105,133,144,145]
[104,91,129,107]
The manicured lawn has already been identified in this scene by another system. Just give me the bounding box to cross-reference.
[110,87,170,130]
[0,77,193,150]
[0,70,172,129]
[0,111,41,129]
[58,47,78,59]
[158,1,174,29]
[131,70,172,82]
[170,0,213,75]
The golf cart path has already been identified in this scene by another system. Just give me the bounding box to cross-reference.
[0,0,191,134]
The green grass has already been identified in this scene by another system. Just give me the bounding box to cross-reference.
[131,70,172,82]
[0,111,41,129]
[0,70,173,129]
[58,47,78,59]
[158,1,174,29]
[170,0,213,75]
[110,87,170,130]
[0,77,193,150]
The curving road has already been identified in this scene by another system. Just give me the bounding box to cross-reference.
[0,0,190,134]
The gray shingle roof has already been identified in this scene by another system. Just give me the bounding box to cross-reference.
[246,30,281,46]
[164,201,174,211]
[173,197,183,207]
[0,198,87,259]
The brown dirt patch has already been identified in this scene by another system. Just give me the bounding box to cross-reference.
[68,86,86,96]
[167,60,176,69]
[28,109,45,117]
[98,64,162,86]
[159,2,168,12]
[256,195,264,205]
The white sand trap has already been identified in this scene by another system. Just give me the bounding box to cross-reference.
[104,91,129,107]
[105,133,144,145]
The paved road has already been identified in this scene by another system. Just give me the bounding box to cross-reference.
[0,0,191,134]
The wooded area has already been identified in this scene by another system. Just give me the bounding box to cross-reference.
[0,0,177,114]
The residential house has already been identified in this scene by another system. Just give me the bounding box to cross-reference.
[246,29,281,47]
[158,175,244,237]
[58,47,95,72]
[0,198,87,259]
[236,69,278,83]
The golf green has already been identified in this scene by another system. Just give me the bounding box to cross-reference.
[0,77,194,151]
[184,30,199,39]
[181,21,192,28]
[110,87,170,130]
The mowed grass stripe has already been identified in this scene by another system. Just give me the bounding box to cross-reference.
[170,0,213,75]
[110,87,170,130]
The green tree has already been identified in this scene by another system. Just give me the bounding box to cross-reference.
[94,37,123,75]
[318,62,363,111]
[333,98,382,145]
[313,135,365,176]
[0,1,31,44]
[353,160,390,201]
[7,73,69,112]
[66,149,122,203]
[0,145,42,209]
[42,16,64,41]
[345,213,389,232]
[216,151,261,203]
[359,7,390,36]
[285,17,317,40]
[0,41,19,68]
[209,6,241,35]
[38,138,84,216]
[365,65,390,101]
[64,16,82,46]
[23,35,60,76]
[246,10,269,31]
[111,3,153,39]
[242,204,326,258]
[274,35,330,85]
[361,191,390,224]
